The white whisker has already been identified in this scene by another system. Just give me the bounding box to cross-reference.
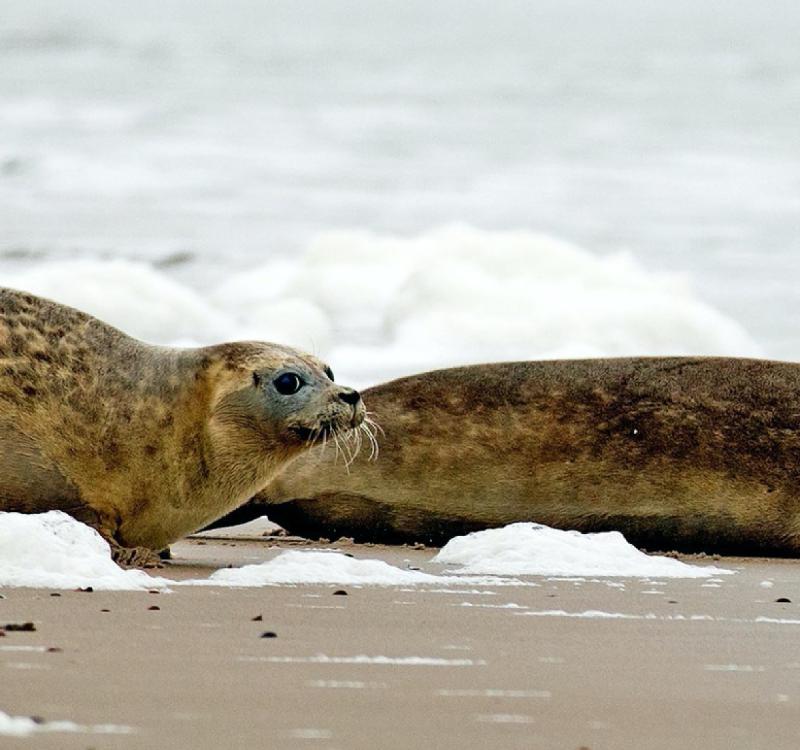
[340,428,357,469]
[320,429,328,459]
[361,415,382,460]
[360,421,379,460]
[332,428,343,467]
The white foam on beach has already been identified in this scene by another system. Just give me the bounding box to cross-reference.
[0,514,490,590]
[516,611,800,627]
[0,513,737,591]
[518,609,651,620]
[437,689,551,699]
[0,514,731,591]
[433,523,734,578]
[198,550,445,587]
[0,512,170,591]
[3,226,761,388]
[0,711,133,737]
[240,655,484,667]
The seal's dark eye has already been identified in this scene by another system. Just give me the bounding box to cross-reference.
[273,372,304,395]
[324,366,334,382]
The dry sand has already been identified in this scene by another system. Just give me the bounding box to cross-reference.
[2,534,800,750]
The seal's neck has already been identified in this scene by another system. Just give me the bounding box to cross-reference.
[170,353,297,532]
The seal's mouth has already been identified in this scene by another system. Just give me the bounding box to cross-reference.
[290,406,365,444]
[290,408,380,467]
[291,423,337,442]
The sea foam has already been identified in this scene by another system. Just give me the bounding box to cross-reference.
[198,550,443,587]
[0,511,170,590]
[0,711,133,737]
[0,513,732,590]
[433,523,734,578]
[3,226,760,388]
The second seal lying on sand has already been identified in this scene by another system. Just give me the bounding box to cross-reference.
[0,288,365,565]
[218,358,800,556]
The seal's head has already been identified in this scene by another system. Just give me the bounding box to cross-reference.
[252,355,365,447]
[205,342,366,481]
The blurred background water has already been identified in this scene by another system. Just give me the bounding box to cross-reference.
[1,0,798,385]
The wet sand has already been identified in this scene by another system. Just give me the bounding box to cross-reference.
[2,534,800,749]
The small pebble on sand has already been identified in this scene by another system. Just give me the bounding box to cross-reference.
[4,622,37,632]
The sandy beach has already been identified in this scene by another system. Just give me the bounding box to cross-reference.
[3,2,800,748]
[2,532,800,750]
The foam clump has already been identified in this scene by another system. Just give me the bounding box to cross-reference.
[2,226,759,388]
[0,511,169,590]
[202,550,442,586]
[0,711,132,737]
[284,226,761,385]
[433,523,734,578]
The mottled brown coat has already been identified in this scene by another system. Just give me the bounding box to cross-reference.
[240,359,800,555]
[0,288,361,557]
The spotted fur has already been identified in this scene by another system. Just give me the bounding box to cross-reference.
[0,288,364,557]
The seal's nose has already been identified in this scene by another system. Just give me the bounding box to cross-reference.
[338,387,361,406]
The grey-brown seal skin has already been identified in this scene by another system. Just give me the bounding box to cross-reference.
[0,287,365,565]
[217,358,800,556]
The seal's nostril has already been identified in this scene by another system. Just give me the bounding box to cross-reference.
[338,388,361,406]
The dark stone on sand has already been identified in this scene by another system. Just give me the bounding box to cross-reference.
[78,587,94,593]
[260,631,277,638]
[148,605,160,611]
[101,609,110,612]
[49,592,61,597]
[4,621,36,632]
[775,597,792,603]
[333,590,348,596]
[252,615,263,621]
[47,647,62,653]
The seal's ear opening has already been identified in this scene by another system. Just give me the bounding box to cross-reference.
[253,371,261,387]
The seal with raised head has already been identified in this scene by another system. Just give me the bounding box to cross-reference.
[0,287,365,565]
[220,358,800,556]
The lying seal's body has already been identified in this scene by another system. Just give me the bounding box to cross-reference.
[0,288,364,564]
[224,358,800,556]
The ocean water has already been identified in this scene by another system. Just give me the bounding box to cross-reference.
[1,0,798,385]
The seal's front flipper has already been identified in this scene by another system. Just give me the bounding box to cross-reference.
[108,540,163,569]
